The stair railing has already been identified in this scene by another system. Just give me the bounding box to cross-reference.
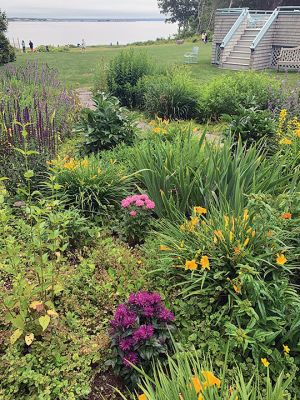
[220,8,249,49]
[250,8,279,50]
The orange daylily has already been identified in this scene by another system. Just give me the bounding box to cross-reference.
[185,259,198,271]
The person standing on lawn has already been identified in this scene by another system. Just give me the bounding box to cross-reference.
[29,40,34,52]
[21,40,26,53]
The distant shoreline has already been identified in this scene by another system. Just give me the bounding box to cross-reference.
[8,18,166,23]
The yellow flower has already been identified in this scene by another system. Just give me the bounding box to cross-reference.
[279,137,292,145]
[296,128,300,138]
[191,217,199,226]
[229,231,234,242]
[252,230,256,238]
[224,215,229,227]
[243,237,250,247]
[200,256,210,270]
[160,245,171,251]
[283,344,290,354]
[192,376,202,393]
[279,109,287,121]
[243,209,249,221]
[138,394,147,400]
[261,358,270,368]
[185,259,198,271]
[193,127,198,133]
[276,253,287,266]
[194,206,207,215]
[153,127,161,134]
[81,159,89,168]
[201,371,221,388]
[214,230,224,241]
[63,159,76,170]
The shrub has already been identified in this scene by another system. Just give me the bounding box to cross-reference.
[107,49,154,108]
[199,72,282,121]
[140,68,200,120]
[51,155,133,216]
[224,106,276,147]
[77,92,136,154]
[0,10,15,66]
[109,291,175,385]
[119,194,156,246]
[123,346,295,400]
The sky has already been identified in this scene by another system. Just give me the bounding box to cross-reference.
[2,0,162,18]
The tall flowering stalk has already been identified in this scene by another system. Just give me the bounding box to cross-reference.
[0,62,77,155]
[109,291,175,385]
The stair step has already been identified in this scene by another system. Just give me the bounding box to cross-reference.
[226,56,251,64]
[230,50,251,57]
[233,45,251,52]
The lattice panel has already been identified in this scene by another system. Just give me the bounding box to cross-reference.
[277,46,300,71]
[215,43,221,64]
[271,46,282,68]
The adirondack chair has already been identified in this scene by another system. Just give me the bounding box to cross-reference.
[184,46,199,64]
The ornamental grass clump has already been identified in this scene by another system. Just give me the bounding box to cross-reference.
[109,291,175,385]
[120,194,155,246]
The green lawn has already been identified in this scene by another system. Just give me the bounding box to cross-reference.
[11,42,299,89]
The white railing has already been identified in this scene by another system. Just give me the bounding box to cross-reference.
[220,8,248,49]
[250,8,279,50]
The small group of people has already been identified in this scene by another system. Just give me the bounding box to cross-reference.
[77,39,86,51]
[21,40,34,53]
[201,32,208,44]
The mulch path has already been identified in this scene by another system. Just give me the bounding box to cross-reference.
[89,369,126,400]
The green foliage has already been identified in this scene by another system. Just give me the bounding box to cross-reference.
[51,154,134,217]
[140,68,200,120]
[224,106,276,148]
[107,49,155,108]
[77,92,136,154]
[121,344,294,400]
[0,335,95,400]
[131,131,293,218]
[199,73,282,121]
[0,139,49,195]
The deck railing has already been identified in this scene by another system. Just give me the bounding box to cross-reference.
[250,8,279,50]
[220,8,248,49]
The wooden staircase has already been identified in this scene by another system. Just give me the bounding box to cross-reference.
[221,15,269,70]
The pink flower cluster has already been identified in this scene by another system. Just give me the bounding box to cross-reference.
[121,194,155,217]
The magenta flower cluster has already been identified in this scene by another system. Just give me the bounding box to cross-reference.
[121,194,155,217]
[110,291,174,369]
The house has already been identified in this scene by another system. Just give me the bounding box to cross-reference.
[212,6,300,70]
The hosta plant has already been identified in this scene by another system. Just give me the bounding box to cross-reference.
[108,291,175,385]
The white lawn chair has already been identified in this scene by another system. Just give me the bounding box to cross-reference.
[184,46,199,64]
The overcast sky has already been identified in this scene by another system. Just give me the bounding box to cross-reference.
[2,0,162,18]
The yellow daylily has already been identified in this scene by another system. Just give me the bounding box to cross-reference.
[283,344,290,354]
[261,358,270,368]
[194,206,207,215]
[276,253,287,266]
[200,256,210,270]
[279,137,292,145]
[160,245,171,251]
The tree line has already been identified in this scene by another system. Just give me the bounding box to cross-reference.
[157,0,300,34]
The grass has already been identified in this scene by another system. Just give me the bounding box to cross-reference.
[9,41,300,89]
